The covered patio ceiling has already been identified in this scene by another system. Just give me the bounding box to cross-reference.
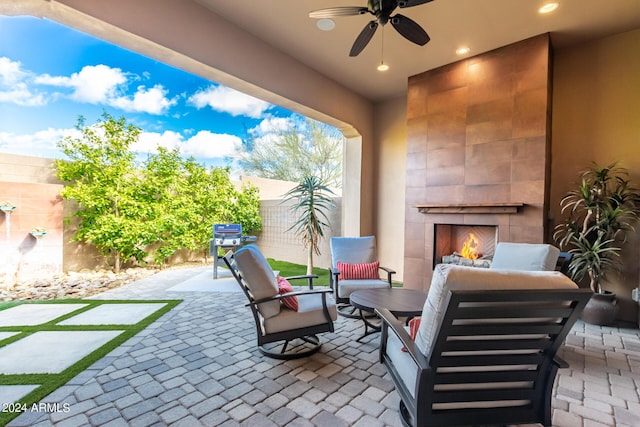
[197,0,640,102]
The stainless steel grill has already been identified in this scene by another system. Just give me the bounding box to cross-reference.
[209,223,257,279]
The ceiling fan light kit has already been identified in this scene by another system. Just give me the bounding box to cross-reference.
[309,0,434,59]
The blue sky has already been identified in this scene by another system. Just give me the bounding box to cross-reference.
[0,16,299,170]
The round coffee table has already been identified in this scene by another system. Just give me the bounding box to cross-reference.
[349,288,427,341]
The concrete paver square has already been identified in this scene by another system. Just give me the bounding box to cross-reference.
[0,385,39,406]
[0,330,122,374]
[167,270,240,293]
[0,332,19,342]
[0,304,88,327]
[57,303,166,325]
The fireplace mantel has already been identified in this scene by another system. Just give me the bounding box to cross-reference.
[416,203,524,214]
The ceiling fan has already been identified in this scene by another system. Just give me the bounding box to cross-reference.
[309,0,433,57]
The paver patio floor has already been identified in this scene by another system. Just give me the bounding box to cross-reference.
[6,266,640,426]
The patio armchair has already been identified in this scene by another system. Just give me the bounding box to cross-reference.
[224,244,337,359]
[329,236,396,317]
[377,264,591,427]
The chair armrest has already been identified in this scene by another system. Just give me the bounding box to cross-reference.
[379,266,396,275]
[249,288,332,306]
[376,308,430,370]
[553,355,570,370]
[378,266,396,286]
[285,274,319,289]
[328,268,340,291]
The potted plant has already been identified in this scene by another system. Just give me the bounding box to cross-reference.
[554,162,640,325]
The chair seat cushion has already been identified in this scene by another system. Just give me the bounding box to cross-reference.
[338,279,390,299]
[263,293,338,334]
[386,327,419,398]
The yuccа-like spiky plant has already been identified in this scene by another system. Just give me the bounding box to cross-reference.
[554,162,640,293]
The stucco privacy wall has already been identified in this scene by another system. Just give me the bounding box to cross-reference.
[0,153,344,278]
[0,0,374,238]
[551,29,640,323]
[0,155,64,285]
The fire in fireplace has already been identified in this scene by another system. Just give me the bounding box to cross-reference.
[434,224,497,268]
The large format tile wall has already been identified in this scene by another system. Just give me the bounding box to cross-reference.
[403,34,553,290]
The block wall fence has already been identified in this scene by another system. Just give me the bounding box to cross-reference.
[0,153,342,285]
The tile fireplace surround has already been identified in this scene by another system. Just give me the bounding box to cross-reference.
[403,34,552,291]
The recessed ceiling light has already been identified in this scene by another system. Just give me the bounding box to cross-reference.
[317,18,335,31]
[456,47,470,55]
[539,2,559,14]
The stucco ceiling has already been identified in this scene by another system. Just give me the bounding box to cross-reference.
[195,0,640,102]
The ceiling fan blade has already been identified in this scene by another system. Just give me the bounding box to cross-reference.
[309,7,368,19]
[350,21,379,57]
[397,0,434,8]
[391,14,430,46]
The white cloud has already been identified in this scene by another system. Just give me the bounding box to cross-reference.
[36,64,127,104]
[188,85,272,118]
[0,127,80,158]
[0,57,48,106]
[251,116,294,135]
[34,64,176,115]
[133,130,183,153]
[0,82,47,106]
[182,131,241,158]
[110,85,177,115]
[132,130,241,159]
[0,127,240,162]
[0,57,26,85]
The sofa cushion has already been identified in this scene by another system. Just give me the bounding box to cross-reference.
[234,245,280,319]
[414,264,578,356]
[490,242,560,271]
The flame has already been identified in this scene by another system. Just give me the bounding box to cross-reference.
[460,233,480,260]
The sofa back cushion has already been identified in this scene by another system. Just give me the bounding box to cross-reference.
[234,244,280,319]
[414,264,578,356]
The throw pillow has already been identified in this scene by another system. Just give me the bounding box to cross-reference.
[401,317,422,352]
[337,261,380,280]
[277,276,299,311]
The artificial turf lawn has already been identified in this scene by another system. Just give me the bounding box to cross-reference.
[0,299,181,426]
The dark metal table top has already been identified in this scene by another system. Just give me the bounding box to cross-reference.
[349,288,427,317]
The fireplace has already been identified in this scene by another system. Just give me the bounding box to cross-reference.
[434,224,497,268]
[403,34,552,291]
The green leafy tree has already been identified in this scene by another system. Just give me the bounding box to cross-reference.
[283,176,336,274]
[57,114,263,270]
[238,117,344,188]
[56,113,149,273]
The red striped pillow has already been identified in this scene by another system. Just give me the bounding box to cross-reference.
[277,276,298,311]
[402,317,422,352]
[337,261,380,280]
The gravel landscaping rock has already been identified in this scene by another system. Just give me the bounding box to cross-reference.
[0,268,159,301]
